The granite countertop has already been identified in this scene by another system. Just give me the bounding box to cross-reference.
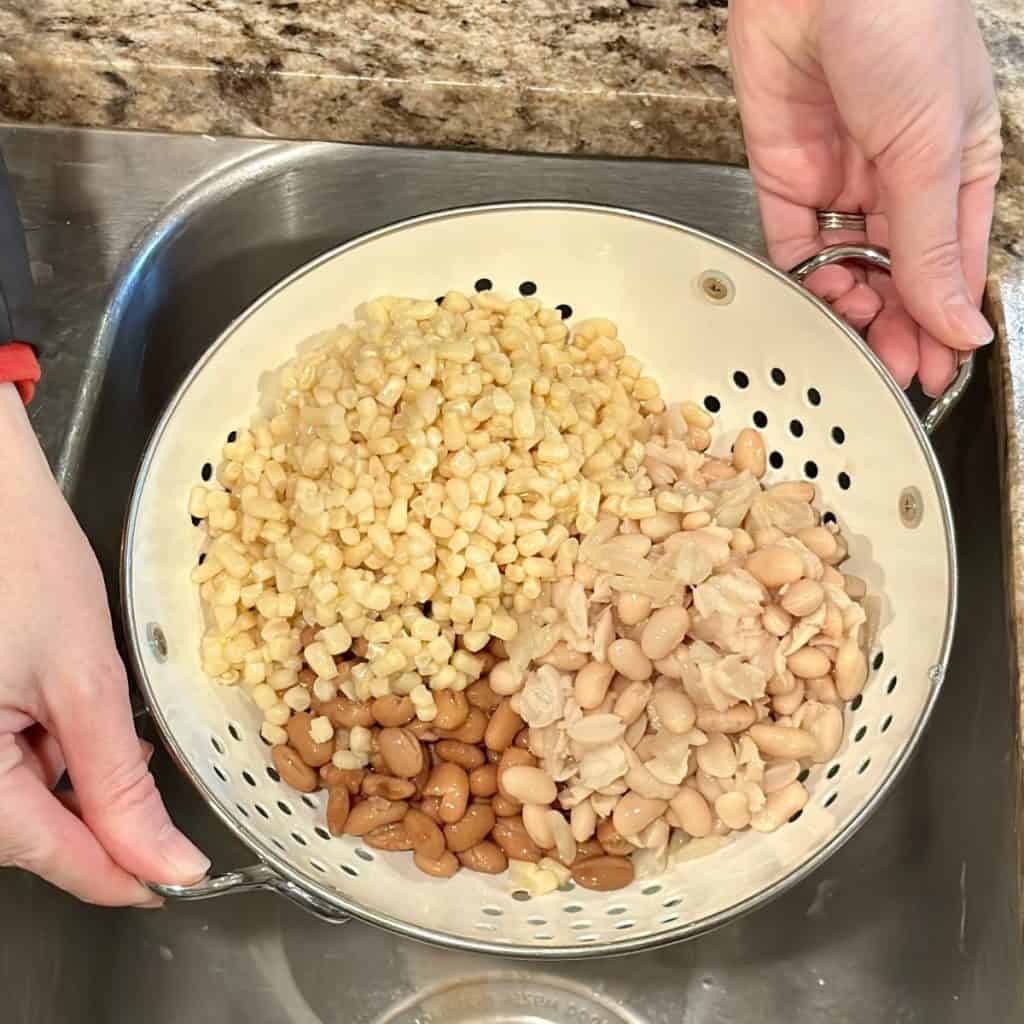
[1,1,1022,735]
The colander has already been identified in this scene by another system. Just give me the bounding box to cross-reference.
[127,203,968,957]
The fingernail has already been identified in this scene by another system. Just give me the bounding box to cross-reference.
[139,740,154,763]
[159,827,211,882]
[132,893,165,910]
[945,297,993,347]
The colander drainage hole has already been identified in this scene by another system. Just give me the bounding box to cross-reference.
[474,277,492,292]
[511,890,532,902]
[482,906,503,917]
[210,736,224,755]
[235,803,249,818]
[663,897,683,909]
[823,510,837,525]
[355,848,374,862]
[242,771,256,787]
[804,460,818,479]
[315,826,330,840]
[301,795,317,809]
[527,916,547,926]
[291,832,307,847]
[201,462,212,482]
[789,419,804,438]
[826,764,840,780]
[873,651,885,671]
[770,367,786,386]
[228,723,242,742]
[703,394,721,414]
[881,714,893,733]
[556,303,573,320]
[212,765,228,783]
[789,809,804,824]
[850,694,863,712]
[887,676,898,694]
[838,471,851,490]
[753,410,768,428]
[807,387,822,406]
[641,884,663,896]
[732,370,749,389]
[341,864,359,878]
[606,906,627,916]
[831,426,846,445]
[571,921,592,930]
[277,801,292,815]
[660,914,679,925]
[197,552,206,566]
[854,725,867,743]
[535,933,554,941]
[266,766,280,783]
[255,804,270,819]
[797,768,810,783]
[857,758,872,774]
[564,904,583,914]
[614,921,635,931]
[518,280,537,296]
[769,451,784,470]
[824,792,838,809]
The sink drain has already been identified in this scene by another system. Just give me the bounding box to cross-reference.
[374,974,646,1024]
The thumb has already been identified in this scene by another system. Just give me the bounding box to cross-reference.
[48,657,210,886]
[879,151,993,351]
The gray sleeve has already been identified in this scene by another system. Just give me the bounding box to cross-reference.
[0,149,37,348]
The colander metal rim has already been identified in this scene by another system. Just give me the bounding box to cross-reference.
[120,199,958,958]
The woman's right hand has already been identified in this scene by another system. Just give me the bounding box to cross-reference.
[0,382,209,905]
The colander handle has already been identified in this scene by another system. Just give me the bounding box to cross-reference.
[788,243,974,434]
[147,863,350,924]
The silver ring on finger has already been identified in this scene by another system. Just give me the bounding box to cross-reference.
[816,211,867,232]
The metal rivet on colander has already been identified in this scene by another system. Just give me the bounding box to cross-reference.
[698,270,735,304]
[899,486,923,528]
[146,622,168,662]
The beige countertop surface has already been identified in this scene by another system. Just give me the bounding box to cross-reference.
[1,0,1022,806]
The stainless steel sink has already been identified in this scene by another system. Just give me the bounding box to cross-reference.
[1,125,1020,1023]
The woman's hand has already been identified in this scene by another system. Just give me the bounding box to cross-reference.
[0,383,209,905]
[729,0,1002,396]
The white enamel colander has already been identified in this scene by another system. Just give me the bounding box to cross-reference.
[127,204,968,957]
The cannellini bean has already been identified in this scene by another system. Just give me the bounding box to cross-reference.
[625,755,679,800]
[653,687,696,734]
[640,606,690,661]
[748,723,818,760]
[750,780,809,832]
[640,512,681,542]
[772,681,806,717]
[614,681,653,725]
[762,759,801,793]
[568,713,626,747]
[570,799,597,842]
[715,791,751,830]
[762,604,793,637]
[616,591,653,626]
[612,793,668,837]
[745,546,804,588]
[501,765,557,805]
[696,704,757,735]
[787,646,831,679]
[607,638,653,681]
[540,644,588,672]
[803,702,845,762]
[780,579,825,618]
[806,675,842,706]
[574,662,616,709]
[796,526,837,560]
[670,787,713,838]
[769,481,815,503]
[835,637,868,699]
[522,802,556,849]
[732,428,766,478]
[696,733,737,778]
[547,809,577,866]
[489,660,524,696]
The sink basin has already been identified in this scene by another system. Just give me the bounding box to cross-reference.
[1,126,1020,1022]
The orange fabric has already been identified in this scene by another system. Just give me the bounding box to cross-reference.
[0,342,40,403]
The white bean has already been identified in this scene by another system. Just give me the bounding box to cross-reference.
[616,591,652,626]
[835,637,868,699]
[750,781,809,832]
[695,733,737,778]
[614,680,653,725]
[653,688,696,734]
[640,606,690,661]
[780,579,825,618]
[574,662,616,709]
[715,790,751,830]
[502,766,557,805]
[748,723,818,760]
[607,638,652,681]
[670,788,713,838]
[570,799,597,842]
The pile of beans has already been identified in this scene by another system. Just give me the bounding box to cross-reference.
[192,290,873,895]
[271,663,635,891]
